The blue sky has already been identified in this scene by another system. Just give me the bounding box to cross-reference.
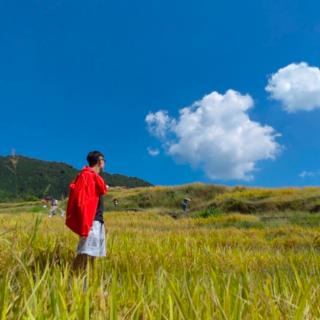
[1,0,320,186]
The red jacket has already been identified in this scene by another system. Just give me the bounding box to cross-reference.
[66,166,107,237]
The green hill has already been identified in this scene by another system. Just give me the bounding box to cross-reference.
[105,183,320,215]
[0,155,152,201]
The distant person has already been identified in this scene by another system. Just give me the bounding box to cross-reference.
[112,198,119,208]
[181,198,191,213]
[66,151,109,272]
[49,197,58,217]
[45,196,65,218]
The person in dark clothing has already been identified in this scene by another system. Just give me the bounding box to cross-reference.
[181,198,191,213]
[112,198,119,208]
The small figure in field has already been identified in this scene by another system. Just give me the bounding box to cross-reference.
[43,196,65,217]
[112,198,119,208]
[49,198,58,217]
[66,151,109,273]
[181,198,191,213]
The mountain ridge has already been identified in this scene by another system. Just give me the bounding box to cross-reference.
[0,155,152,201]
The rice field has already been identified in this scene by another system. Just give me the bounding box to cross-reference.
[1,209,320,319]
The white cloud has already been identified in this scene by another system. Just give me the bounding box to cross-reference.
[145,110,175,138]
[147,147,160,157]
[146,90,281,181]
[266,62,320,112]
[299,170,320,178]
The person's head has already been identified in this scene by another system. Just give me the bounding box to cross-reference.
[86,151,105,173]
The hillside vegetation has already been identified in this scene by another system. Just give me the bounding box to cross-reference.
[2,183,320,217]
[105,183,320,215]
[0,155,152,201]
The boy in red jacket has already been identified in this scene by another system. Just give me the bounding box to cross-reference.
[66,151,108,271]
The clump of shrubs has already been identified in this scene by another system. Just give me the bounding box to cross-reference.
[194,207,223,218]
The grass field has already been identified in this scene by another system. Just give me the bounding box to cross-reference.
[1,200,320,319]
[105,184,320,215]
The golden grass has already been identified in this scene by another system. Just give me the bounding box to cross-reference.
[105,184,320,214]
[1,211,320,318]
[214,187,320,202]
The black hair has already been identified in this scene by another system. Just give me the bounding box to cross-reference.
[86,151,105,167]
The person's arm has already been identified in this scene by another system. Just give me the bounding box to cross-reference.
[95,174,108,195]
